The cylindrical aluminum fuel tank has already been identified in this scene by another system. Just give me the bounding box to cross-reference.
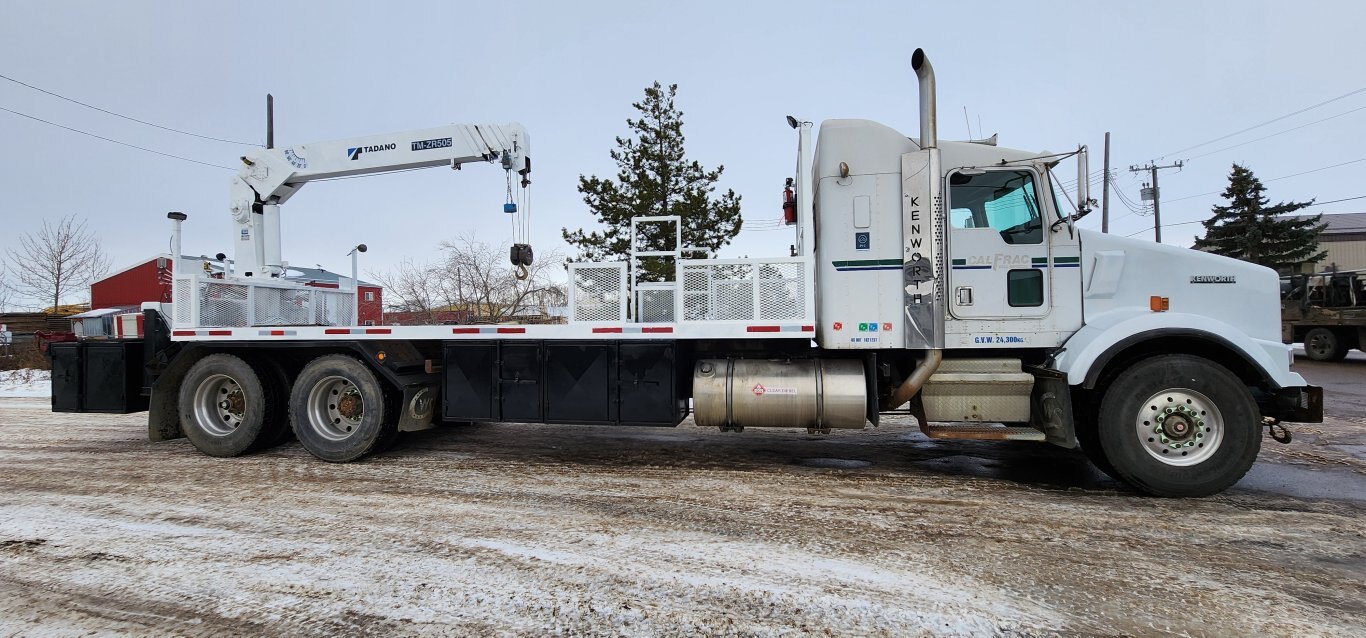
[693,359,867,430]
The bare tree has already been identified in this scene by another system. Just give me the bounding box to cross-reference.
[436,234,565,323]
[3,215,111,310]
[370,233,565,325]
[369,258,443,323]
[0,262,11,312]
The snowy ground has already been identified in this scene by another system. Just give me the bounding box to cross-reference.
[0,398,1362,636]
[0,369,50,399]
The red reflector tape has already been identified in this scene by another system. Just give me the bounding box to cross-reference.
[641,327,673,333]
[801,325,814,332]
[746,326,781,332]
[592,327,624,333]
[172,330,195,336]
[268,330,285,336]
[497,327,526,334]
[365,328,391,334]
[451,328,480,334]
[207,330,233,336]
[324,329,349,334]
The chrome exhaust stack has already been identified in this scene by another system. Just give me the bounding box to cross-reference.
[897,48,945,400]
[911,48,937,150]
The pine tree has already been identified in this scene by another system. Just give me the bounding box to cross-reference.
[1194,163,1326,271]
[563,82,742,280]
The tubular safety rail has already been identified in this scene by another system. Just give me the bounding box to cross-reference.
[568,256,813,325]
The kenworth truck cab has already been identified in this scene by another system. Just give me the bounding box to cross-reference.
[49,49,1320,497]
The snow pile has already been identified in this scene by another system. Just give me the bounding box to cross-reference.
[0,369,51,399]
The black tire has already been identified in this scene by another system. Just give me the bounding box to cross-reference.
[178,354,282,457]
[1077,421,1122,482]
[1303,328,1348,362]
[289,355,397,462]
[249,355,295,447]
[1096,355,1260,497]
[1072,391,1122,481]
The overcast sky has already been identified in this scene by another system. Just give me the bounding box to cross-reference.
[2,0,1364,308]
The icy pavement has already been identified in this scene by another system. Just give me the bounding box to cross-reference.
[0,403,1362,636]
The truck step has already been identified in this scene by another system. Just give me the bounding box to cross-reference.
[920,423,1046,442]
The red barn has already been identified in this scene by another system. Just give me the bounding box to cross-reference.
[91,255,384,326]
[91,255,175,308]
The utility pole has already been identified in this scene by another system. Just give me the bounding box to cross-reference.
[1129,160,1183,243]
[1101,132,1111,233]
[266,94,274,149]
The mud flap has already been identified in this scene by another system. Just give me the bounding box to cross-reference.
[146,347,203,442]
[1027,366,1077,449]
[398,384,437,432]
[352,341,438,432]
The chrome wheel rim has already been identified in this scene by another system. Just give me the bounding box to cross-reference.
[193,373,246,437]
[306,376,364,442]
[1134,387,1224,466]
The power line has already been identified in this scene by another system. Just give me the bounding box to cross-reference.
[1186,104,1366,161]
[1157,86,1366,159]
[0,105,234,170]
[1123,214,1366,239]
[1060,168,1105,188]
[1112,177,1360,238]
[1164,158,1366,204]
[1124,219,1201,238]
[1108,175,1150,215]
[1306,194,1366,207]
[1129,161,1183,242]
[0,72,260,146]
[740,217,792,232]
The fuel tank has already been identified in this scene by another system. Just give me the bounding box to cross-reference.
[692,359,867,430]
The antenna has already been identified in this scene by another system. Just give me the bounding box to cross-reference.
[963,106,972,139]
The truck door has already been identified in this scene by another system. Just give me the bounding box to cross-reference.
[943,166,1084,347]
[946,168,1052,320]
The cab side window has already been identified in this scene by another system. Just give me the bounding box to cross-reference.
[948,170,1043,245]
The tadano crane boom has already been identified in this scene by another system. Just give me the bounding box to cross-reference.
[228,123,530,278]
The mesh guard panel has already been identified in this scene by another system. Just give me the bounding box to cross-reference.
[570,264,626,322]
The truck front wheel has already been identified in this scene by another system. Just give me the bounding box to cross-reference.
[289,355,397,462]
[1304,327,1349,362]
[1097,355,1260,497]
[178,354,284,457]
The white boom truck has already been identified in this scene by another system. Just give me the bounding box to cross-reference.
[50,50,1320,497]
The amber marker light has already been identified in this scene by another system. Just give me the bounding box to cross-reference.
[1150,296,1170,312]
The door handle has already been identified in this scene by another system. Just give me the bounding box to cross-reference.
[956,287,973,306]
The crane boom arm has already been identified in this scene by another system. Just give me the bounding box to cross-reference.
[237,123,529,205]
[228,122,529,278]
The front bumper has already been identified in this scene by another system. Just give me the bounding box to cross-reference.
[1260,385,1323,423]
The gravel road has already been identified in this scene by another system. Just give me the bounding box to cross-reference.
[1,388,1362,637]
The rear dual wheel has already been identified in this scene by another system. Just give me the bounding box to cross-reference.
[178,354,288,457]
[289,355,398,462]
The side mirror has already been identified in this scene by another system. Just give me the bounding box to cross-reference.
[1076,145,1089,214]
